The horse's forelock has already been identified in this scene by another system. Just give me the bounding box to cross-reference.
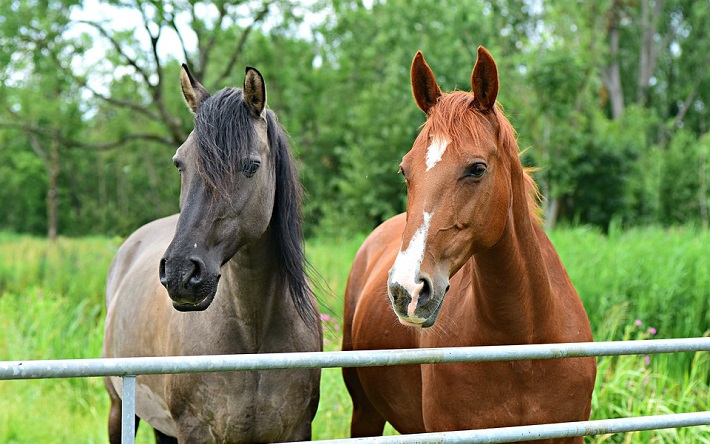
[194,87,256,197]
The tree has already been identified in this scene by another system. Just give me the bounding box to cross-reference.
[0,0,311,237]
[0,0,85,239]
[307,0,535,235]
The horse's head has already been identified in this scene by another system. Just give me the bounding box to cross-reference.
[388,47,515,328]
[159,65,275,311]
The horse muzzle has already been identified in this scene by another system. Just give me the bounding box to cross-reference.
[159,255,220,311]
[387,273,449,328]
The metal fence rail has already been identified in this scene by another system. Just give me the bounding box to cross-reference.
[2,338,710,444]
[296,412,710,443]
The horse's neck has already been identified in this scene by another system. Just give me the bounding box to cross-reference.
[470,186,553,344]
[218,231,287,345]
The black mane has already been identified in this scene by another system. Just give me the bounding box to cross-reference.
[193,87,317,324]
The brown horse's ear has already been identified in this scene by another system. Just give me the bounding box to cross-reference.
[244,66,266,117]
[411,51,442,114]
[180,64,210,114]
[471,46,499,112]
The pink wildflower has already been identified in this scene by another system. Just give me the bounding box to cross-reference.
[635,319,642,327]
[649,327,657,335]
[320,313,331,322]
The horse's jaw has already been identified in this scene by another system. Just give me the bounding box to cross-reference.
[171,289,217,312]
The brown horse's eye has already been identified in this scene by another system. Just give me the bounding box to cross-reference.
[465,162,487,179]
[241,158,261,178]
[398,165,406,178]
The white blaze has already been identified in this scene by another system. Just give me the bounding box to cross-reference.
[389,211,432,319]
[425,136,449,171]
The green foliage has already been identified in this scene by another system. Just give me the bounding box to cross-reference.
[0,143,47,233]
[564,106,653,228]
[305,0,535,235]
[658,129,710,225]
[3,0,710,236]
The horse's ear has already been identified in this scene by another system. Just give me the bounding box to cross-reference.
[471,46,499,112]
[244,66,266,117]
[180,64,210,114]
[411,51,442,114]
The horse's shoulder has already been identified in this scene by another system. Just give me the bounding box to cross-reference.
[352,213,404,278]
[344,214,405,320]
[106,214,179,302]
[359,213,406,258]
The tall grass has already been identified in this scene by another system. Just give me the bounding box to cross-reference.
[0,234,118,443]
[551,225,710,341]
[550,225,710,377]
[0,227,708,442]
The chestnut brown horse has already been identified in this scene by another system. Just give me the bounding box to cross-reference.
[342,47,596,442]
[103,66,321,443]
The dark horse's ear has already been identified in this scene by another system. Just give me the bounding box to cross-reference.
[471,46,499,112]
[411,51,442,114]
[180,64,211,114]
[244,66,266,117]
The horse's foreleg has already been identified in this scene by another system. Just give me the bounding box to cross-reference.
[105,377,122,444]
[153,428,178,444]
[342,367,386,437]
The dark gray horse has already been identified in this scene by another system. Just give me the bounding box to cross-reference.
[103,65,322,443]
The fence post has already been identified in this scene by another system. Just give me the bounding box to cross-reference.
[122,375,136,444]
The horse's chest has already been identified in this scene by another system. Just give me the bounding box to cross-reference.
[133,369,316,441]
[420,360,585,430]
[179,370,315,439]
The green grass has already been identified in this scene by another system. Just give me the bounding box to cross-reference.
[0,227,709,442]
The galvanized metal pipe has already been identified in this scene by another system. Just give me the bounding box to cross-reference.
[1,338,709,380]
[299,411,710,443]
[121,375,136,444]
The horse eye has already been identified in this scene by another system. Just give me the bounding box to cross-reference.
[398,166,406,177]
[465,162,487,179]
[241,158,261,178]
[173,158,184,173]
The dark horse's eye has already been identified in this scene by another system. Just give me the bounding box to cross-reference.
[241,158,261,178]
[173,158,184,173]
[465,162,487,179]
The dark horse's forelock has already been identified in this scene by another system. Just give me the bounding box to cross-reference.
[194,87,255,196]
[193,87,317,324]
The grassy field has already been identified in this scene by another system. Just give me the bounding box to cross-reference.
[0,227,708,442]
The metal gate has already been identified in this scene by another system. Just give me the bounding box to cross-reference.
[2,337,710,443]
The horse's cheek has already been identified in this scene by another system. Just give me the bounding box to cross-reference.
[239,177,275,240]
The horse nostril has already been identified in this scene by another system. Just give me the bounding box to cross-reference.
[159,258,168,288]
[388,282,407,306]
[418,275,432,303]
[187,257,205,286]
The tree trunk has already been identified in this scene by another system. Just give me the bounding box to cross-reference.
[603,2,624,120]
[47,137,60,241]
[636,0,665,105]
[27,131,59,240]
[541,116,558,230]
